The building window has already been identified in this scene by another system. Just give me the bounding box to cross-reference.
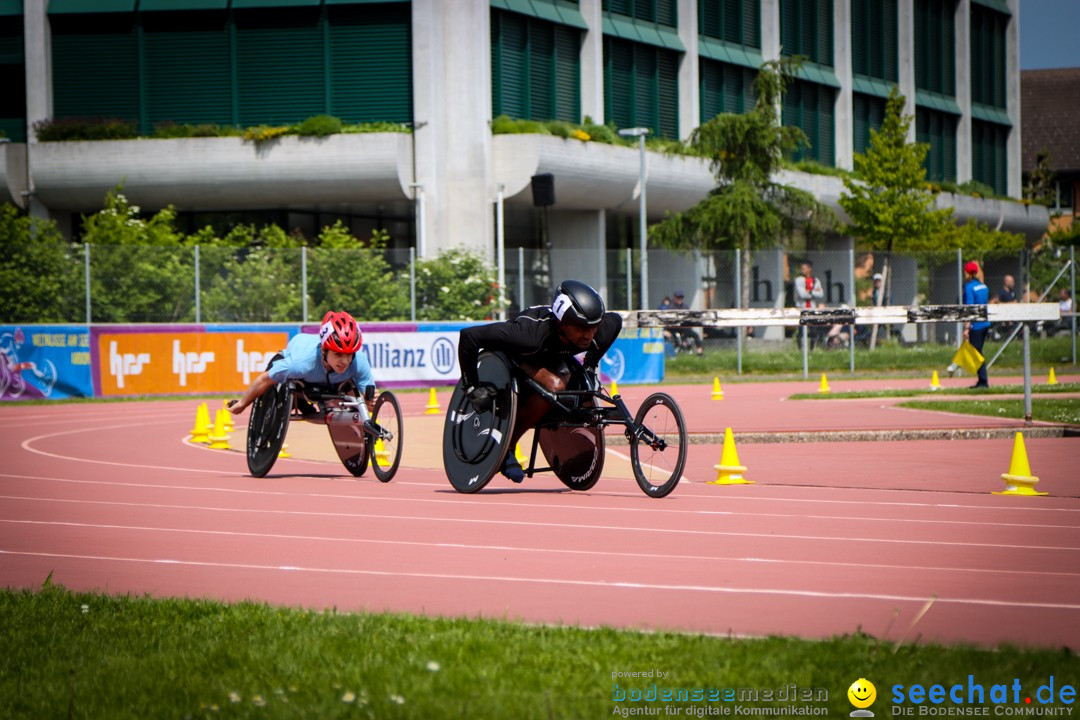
[970,4,1007,110]
[780,0,833,67]
[914,0,955,97]
[605,0,677,27]
[851,0,896,83]
[783,79,835,166]
[700,58,755,122]
[852,93,885,157]
[604,35,679,139]
[491,10,582,123]
[0,14,26,142]
[698,0,759,48]
[971,119,1008,195]
[916,107,957,182]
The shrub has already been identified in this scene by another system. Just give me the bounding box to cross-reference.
[243,125,292,144]
[413,247,506,321]
[297,115,342,138]
[33,117,138,141]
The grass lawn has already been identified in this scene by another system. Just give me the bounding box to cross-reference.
[788,383,1080,400]
[3,585,1077,720]
[897,398,1080,425]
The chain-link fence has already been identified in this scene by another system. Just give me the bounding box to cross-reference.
[3,243,1076,375]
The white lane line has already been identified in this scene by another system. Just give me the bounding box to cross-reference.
[2,494,1078,552]
[4,549,1079,611]
[2,473,1078,528]
[5,518,1079,579]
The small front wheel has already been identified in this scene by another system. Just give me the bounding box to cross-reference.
[629,392,687,498]
[371,390,403,482]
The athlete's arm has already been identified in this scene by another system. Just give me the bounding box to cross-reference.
[228,372,276,414]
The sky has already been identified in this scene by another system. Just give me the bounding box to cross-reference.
[1019,0,1080,69]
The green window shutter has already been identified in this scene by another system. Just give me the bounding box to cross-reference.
[0,15,25,141]
[943,114,956,181]
[943,1,955,96]
[492,11,528,119]
[852,0,867,77]
[608,0,632,16]
[657,46,677,138]
[883,0,897,82]
[780,0,796,56]
[604,37,635,129]
[742,0,759,47]
[143,12,232,129]
[234,8,324,126]
[554,25,581,123]
[529,21,555,121]
[817,0,832,66]
[328,4,411,124]
[914,0,926,90]
[656,0,676,27]
[700,0,720,39]
[699,59,721,122]
[852,92,884,156]
[51,14,140,123]
[633,42,657,131]
[722,0,739,43]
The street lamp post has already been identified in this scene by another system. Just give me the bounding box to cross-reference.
[618,127,650,310]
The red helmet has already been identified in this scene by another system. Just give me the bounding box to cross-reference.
[319,311,362,354]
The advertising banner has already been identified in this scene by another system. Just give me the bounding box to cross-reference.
[94,328,289,396]
[598,327,665,385]
[355,324,462,386]
[0,325,94,401]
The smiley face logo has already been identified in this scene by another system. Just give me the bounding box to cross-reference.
[848,679,877,709]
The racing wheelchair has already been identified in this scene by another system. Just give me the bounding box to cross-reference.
[442,351,687,498]
[242,369,403,481]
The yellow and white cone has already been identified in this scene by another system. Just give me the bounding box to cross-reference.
[207,409,231,450]
[424,387,441,415]
[1048,367,1058,386]
[992,432,1047,496]
[818,373,831,394]
[711,377,724,400]
[708,428,753,485]
[190,402,211,444]
[930,370,942,391]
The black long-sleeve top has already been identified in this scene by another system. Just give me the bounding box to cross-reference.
[458,306,623,388]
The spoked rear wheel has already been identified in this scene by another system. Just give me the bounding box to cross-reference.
[629,392,687,498]
[371,390,403,482]
[246,381,291,477]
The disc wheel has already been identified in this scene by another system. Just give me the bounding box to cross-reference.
[629,392,687,498]
[246,381,291,478]
[371,390,403,482]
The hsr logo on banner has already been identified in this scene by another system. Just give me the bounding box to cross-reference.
[173,340,215,387]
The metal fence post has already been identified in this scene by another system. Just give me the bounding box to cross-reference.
[956,248,963,347]
[84,243,91,325]
[848,247,855,373]
[194,244,201,323]
[735,248,742,375]
[1023,321,1032,425]
[409,247,417,322]
[1072,245,1077,366]
[518,246,525,311]
[625,248,632,311]
[301,246,307,323]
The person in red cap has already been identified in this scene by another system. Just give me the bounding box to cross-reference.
[962,261,990,388]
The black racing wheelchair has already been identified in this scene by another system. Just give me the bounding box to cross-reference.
[443,351,687,498]
[242,369,403,481]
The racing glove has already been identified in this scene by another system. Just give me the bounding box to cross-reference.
[465,383,498,412]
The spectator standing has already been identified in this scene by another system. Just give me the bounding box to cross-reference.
[962,261,990,388]
[794,261,825,348]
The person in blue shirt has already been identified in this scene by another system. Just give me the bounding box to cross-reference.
[962,261,991,388]
[228,310,377,416]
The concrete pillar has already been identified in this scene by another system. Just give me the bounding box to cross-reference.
[1005,0,1020,197]
[897,0,917,143]
[579,0,604,124]
[955,0,972,182]
[411,0,493,259]
[548,210,608,303]
[833,0,854,170]
[761,0,780,61]
[676,0,699,140]
[23,0,51,219]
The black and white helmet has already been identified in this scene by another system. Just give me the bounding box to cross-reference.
[552,280,605,327]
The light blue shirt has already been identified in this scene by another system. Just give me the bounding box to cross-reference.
[267,332,375,390]
[963,279,991,331]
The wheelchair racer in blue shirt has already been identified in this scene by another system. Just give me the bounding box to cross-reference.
[228,310,377,416]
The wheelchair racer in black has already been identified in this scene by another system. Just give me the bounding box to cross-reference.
[458,280,622,483]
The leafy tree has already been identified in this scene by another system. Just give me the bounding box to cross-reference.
[1023,149,1056,209]
[650,59,838,310]
[413,247,504,321]
[199,225,304,322]
[0,204,81,322]
[306,223,409,321]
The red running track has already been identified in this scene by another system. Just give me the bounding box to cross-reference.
[1,385,1079,650]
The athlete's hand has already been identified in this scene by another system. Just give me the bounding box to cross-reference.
[227,398,244,415]
[466,383,498,412]
[582,365,600,392]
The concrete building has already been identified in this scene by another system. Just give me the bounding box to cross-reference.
[0,0,1046,312]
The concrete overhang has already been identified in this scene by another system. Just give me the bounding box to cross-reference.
[27,133,415,211]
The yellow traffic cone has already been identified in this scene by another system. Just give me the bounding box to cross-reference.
[221,399,235,431]
[930,370,942,391]
[515,442,527,466]
[207,409,231,450]
[1048,367,1058,385]
[278,443,292,458]
[610,380,619,396]
[424,387,441,415]
[708,427,754,485]
[711,377,724,400]
[818,373,831,394]
[374,438,389,464]
[190,402,211,444]
[992,432,1047,496]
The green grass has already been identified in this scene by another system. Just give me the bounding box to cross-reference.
[3,585,1077,720]
[789,383,1080,400]
[898,398,1080,424]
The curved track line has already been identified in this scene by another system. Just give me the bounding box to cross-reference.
[6,518,1079,579]
[4,549,1079,611]
[4,495,1079,552]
